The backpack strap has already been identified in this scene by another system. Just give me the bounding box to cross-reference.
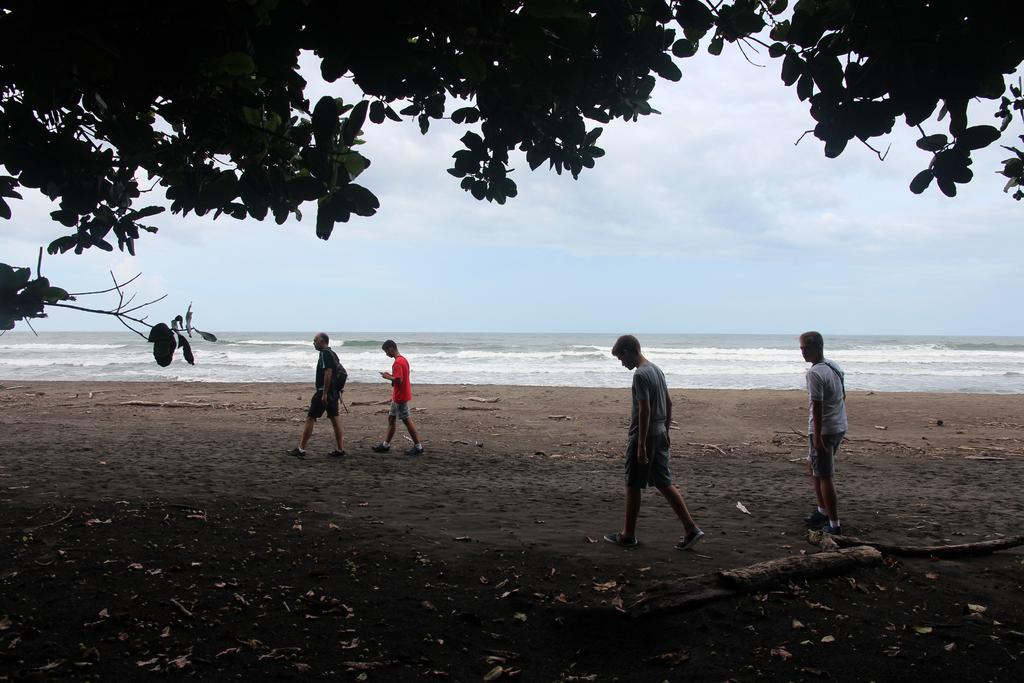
[814,360,846,400]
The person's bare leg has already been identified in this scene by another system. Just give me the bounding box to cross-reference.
[384,415,397,444]
[298,417,315,450]
[403,417,420,444]
[621,486,642,540]
[657,484,698,535]
[815,476,838,523]
[810,462,826,510]
[328,415,344,450]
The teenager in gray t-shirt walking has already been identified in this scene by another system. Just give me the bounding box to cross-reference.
[800,331,848,535]
[604,335,704,550]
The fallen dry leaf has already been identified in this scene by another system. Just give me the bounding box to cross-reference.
[483,664,505,681]
[592,580,618,593]
[967,603,987,614]
[643,651,689,666]
[736,501,751,515]
[512,612,527,622]
[913,626,933,635]
[792,619,804,629]
[771,646,793,661]
[820,635,836,643]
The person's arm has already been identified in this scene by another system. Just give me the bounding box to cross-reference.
[322,367,333,402]
[665,392,672,446]
[637,399,651,464]
[812,399,824,452]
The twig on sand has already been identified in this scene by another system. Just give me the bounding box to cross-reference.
[687,442,728,456]
[464,396,500,403]
[0,385,27,391]
[350,400,389,406]
[27,507,75,532]
[459,406,500,411]
[170,599,195,618]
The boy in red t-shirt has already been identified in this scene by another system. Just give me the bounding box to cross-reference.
[372,340,424,455]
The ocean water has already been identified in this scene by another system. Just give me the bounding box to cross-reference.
[1,331,1023,393]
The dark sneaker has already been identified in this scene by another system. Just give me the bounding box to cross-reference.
[603,532,638,548]
[823,524,842,536]
[804,509,829,528]
[371,443,390,453]
[286,448,305,458]
[405,445,424,456]
[675,527,705,551]
[327,449,346,458]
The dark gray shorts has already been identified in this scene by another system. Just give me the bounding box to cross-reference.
[807,432,844,477]
[389,401,411,420]
[625,428,672,489]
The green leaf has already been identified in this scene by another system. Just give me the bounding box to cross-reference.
[177,333,195,365]
[384,104,402,122]
[956,125,1000,151]
[342,100,369,146]
[369,100,385,124]
[0,197,10,220]
[909,169,934,194]
[220,52,256,76]
[652,53,682,81]
[916,134,948,152]
[311,96,340,148]
[672,39,697,59]
[768,42,786,58]
[286,176,328,202]
[707,33,724,56]
[676,0,715,40]
[451,107,481,124]
[782,52,803,85]
[937,176,957,197]
[196,329,218,343]
[797,73,813,101]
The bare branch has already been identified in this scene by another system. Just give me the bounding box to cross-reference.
[794,129,814,146]
[68,272,143,297]
[860,137,891,161]
[48,302,150,339]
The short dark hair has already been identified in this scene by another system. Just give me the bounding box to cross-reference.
[611,334,641,357]
[800,331,824,348]
[382,339,397,352]
[316,332,329,345]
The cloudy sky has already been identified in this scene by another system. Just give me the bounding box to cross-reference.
[4,46,1023,336]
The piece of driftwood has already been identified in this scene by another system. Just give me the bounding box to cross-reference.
[627,546,882,618]
[687,442,727,456]
[458,406,500,411]
[464,396,500,403]
[117,400,213,408]
[828,534,1024,558]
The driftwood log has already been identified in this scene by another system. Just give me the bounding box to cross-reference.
[628,546,882,618]
[827,533,1024,558]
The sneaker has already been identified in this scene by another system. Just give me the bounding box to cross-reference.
[675,527,705,551]
[405,445,424,456]
[823,524,842,536]
[327,449,346,458]
[286,448,305,458]
[603,532,638,548]
[371,443,390,453]
[804,509,829,528]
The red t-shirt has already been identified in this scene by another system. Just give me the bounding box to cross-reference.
[391,355,412,403]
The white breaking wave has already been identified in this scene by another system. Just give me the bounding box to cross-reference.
[1,331,1023,393]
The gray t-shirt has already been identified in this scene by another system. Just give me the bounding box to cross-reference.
[806,359,848,435]
[629,362,669,438]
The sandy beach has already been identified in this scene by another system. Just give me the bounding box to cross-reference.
[2,381,1023,680]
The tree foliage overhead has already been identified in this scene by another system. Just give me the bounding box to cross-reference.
[1,0,1022,335]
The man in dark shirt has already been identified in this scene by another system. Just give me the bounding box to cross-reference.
[287,332,346,458]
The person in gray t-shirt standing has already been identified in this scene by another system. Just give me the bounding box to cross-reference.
[800,331,848,535]
[604,335,704,550]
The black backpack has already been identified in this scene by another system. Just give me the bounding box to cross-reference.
[326,349,348,392]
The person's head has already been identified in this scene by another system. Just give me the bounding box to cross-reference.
[799,331,824,363]
[313,332,329,350]
[611,334,643,370]
[382,339,398,358]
